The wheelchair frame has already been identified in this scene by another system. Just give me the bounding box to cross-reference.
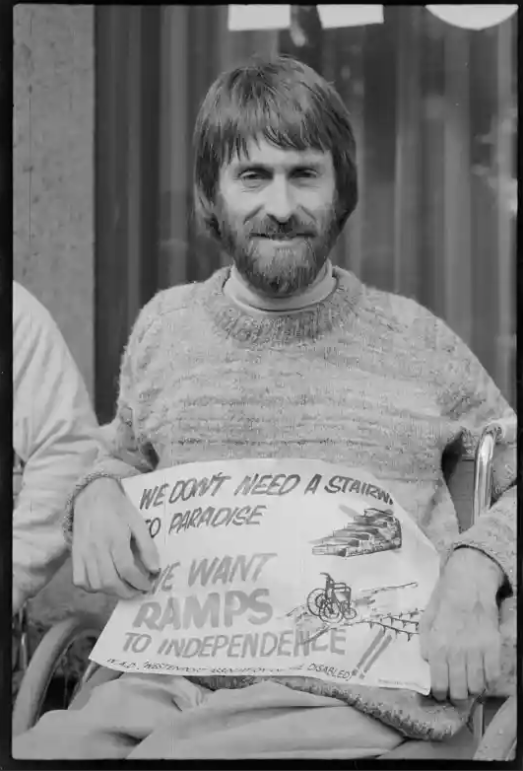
[12,422,517,760]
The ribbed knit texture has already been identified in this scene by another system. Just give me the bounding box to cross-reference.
[68,265,516,741]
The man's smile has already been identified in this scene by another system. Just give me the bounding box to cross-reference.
[251,235,311,242]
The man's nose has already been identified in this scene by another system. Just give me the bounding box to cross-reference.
[264,179,296,222]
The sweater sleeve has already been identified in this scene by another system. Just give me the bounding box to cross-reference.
[13,285,103,610]
[430,316,517,594]
[62,294,165,542]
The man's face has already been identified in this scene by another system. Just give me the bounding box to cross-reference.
[216,138,339,297]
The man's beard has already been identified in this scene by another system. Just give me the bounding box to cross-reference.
[215,198,340,298]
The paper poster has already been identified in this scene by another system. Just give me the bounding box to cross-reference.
[89,459,440,694]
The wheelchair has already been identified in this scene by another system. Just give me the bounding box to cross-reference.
[12,421,517,760]
[12,605,104,730]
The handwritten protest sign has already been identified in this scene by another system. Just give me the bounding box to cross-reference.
[89,459,440,694]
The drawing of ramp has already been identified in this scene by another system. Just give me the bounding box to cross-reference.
[311,506,402,557]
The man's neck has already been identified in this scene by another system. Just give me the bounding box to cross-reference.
[224,260,336,315]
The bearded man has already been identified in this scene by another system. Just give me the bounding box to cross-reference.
[13,55,516,761]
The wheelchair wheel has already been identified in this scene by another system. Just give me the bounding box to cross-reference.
[306,588,324,617]
[317,598,343,624]
[12,612,104,736]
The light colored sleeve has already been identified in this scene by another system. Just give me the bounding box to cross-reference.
[429,315,517,595]
[13,284,104,611]
[415,311,517,697]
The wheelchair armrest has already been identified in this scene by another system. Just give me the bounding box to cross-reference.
[474,693,517,761]
[446,456,475,533]
[446,422,504,533]
[447,419,517,756]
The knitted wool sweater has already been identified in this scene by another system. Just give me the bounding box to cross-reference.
[69,266,516,741]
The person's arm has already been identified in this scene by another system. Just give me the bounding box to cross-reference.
[65,294,165,598]
[419,312,516,703]
[13,285,104,612]
[435,321,517,595]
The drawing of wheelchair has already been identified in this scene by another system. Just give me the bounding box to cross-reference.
[306,572,357,624]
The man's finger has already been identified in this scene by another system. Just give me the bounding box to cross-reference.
[466,649,486,697]
[483,638,502,691]
[85,557,103,593]
[110,538,153,593]
[430,652,449,701]
[128,510,161,575]
[448,652,468,703]
[96,547,141,600]
[72,548,88,590]
[419,589,439,644]
[419,625,431,661]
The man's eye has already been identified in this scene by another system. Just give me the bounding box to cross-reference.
[240,172,266,182]
[293,169,317,179]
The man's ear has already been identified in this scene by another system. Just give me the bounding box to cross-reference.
[193,187,220,240]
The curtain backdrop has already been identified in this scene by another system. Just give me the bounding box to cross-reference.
[94,5,516,421]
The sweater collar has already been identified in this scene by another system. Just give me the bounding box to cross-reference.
[200,265,363,346]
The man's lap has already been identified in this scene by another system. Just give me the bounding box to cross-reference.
[12,671,475,760]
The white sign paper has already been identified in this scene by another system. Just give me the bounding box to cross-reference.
[90,459,440,694]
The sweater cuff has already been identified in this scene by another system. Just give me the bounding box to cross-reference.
[443,529,516,596]
[62,463,140,545]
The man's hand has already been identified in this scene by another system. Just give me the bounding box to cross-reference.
[420,548,503,704]
[72,478,160,600]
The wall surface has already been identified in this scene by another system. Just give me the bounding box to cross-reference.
[13,4,95,396]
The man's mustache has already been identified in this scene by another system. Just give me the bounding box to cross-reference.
[247,221,316,239]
